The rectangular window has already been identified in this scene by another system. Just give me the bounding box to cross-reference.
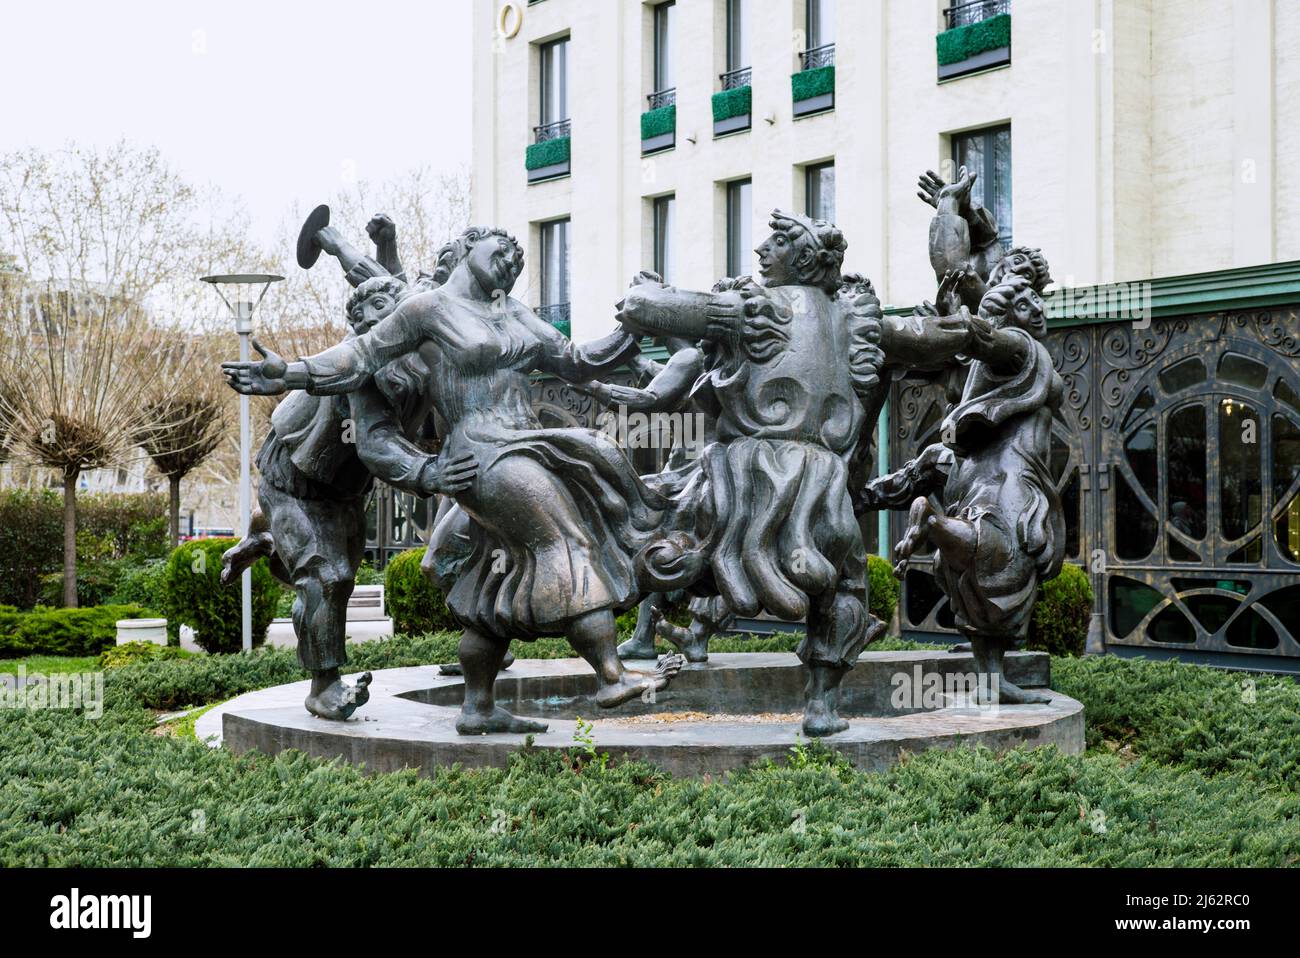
[805,161,836,223]
[540,218,570,307]
[807,0,835,48]
[726,178,752,278]
[653,195,676,284]
[726,0,749,72]
[952,124,1011,247]
[653,2,676,94]
[539,37,569,128]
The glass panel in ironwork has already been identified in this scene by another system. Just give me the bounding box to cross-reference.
[1166,403,1207,540]
[1219,398,1260,541]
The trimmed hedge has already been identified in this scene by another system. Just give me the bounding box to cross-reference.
[711,85,751,123]
[791,64,834,102]
[524,136,571,171]
[161,539,277,654]
[385,549,457,636]
[0,489,167,609]
[0,604,154,657]
[1027,563,1093,657]
[867,554,899,624]
[936,12,1011,67]
[640,104,676,140]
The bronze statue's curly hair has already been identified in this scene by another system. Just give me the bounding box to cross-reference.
[838,271,877,299]
[990,246,1053,292]
[979,272,1045,336]
[767,209,847,296]
[345,275,408,325]
[430,226,525,286]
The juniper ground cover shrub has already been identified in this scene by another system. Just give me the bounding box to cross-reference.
[1,628,1297,866]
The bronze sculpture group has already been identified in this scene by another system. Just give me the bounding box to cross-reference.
[222,165,1064,735]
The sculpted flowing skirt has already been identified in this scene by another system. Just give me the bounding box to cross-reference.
[425,425,673,640]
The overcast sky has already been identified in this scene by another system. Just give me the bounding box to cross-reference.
[0,0,474,249]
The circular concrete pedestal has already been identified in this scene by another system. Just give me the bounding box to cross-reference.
[200,650,1083,777]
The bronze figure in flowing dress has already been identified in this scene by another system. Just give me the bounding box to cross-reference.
[866,273,1064,704]
[223,227,682,735]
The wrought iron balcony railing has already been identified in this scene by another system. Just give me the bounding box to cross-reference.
[647,88,676,110]
[719,67,752,90]
[533,119,572,143]
[942,0,1009,30]
[537,303,570,328]
[798,43,836,71]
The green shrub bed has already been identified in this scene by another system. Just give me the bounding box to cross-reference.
[0,604,155,657]
[2,620,1297,866]
[936,12,1011,67]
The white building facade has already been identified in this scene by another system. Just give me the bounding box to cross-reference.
[473,0,1300,671]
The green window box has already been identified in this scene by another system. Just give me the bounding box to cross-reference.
[937,12,1011,72]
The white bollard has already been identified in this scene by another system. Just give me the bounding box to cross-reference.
[116,618,168,647]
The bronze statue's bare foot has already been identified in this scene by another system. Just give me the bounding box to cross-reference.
[893,496,934,576]
[221,533,273,585]
[596,654,684,708]
[456,706,548,735]
[439,650,514,676]
[654,617,709,663]
[305,671,372,720]
[616,634,658,659]
[802,698,849,737]
[996,678,1052,705]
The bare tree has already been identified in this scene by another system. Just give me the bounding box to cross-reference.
[132,331,229,547]
[0,142,242,605]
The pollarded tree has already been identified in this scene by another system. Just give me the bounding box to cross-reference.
[132,344,228,548]
[0,142,240,605]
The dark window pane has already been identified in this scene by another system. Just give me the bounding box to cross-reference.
[1124,421,1157,499]
[1218,352,1268,389]
[726,179,752,277]
[1122,387,1154,431]
[1274,415,1300,562]
[1166,404,1206,539]
[653,195,676,283]
[1146,604,1196,643]
[1108,576,1163,638]
[1259,584,1300,642]
[1225,609,1278,649]
[1158,356,1206,393]
[1219,399,1260,540]
[904,569,944,626]
[540,218,570,306]
[654,2,675,92]
[726,0,749,70]
[1061,468,1080,558]
[1115,471,1156,560]
[806,162,835,223]
[1275,377,1300,415]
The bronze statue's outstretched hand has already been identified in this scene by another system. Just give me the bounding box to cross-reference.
[573,380,651,408]
[221,339,289,396]
[365,213,396,246]
[421,451,479,496]
[916,169,946,209]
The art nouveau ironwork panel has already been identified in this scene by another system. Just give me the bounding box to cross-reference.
[889,308,1300,664]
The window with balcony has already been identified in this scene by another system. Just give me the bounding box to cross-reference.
[952,124,1011,248]
[714,0,751,136]
[642,2,677,154]
[726,178,752,278]
[793,0,835,117]
[539,217,571,335]
[937,0,1010,81]
[805,161,835,223]
[527,36,571,182]
[653,194,676,284]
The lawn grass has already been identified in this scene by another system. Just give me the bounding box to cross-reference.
[0,634,1296,866]
[0,655,99,675]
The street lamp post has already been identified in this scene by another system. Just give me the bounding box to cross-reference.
[200,274,283,652]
